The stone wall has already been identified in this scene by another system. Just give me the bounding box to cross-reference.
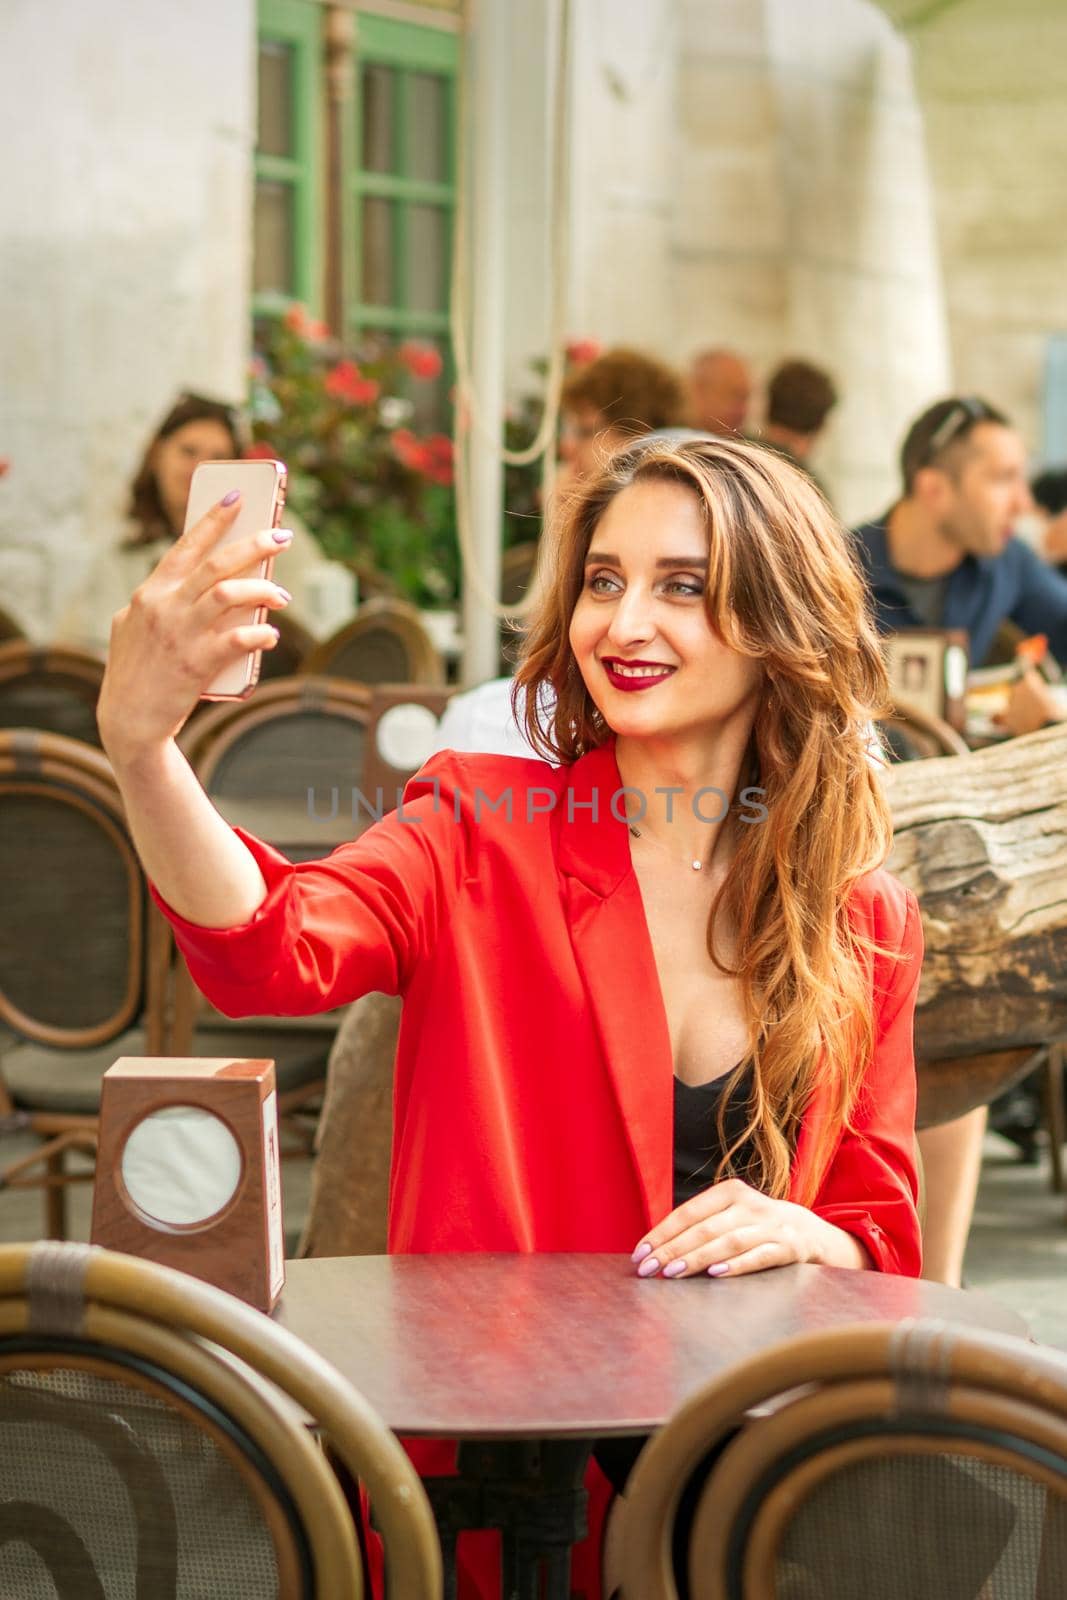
[883,0,1067,461]
[0,0,254,639]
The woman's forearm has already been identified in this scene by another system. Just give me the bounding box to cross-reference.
[110,739,268,928]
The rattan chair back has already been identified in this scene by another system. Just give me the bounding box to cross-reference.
[619,1319,1067,1600]
[0,1241,441,1598]
[0,643,105,748]
[303,600,445,687]
[258,611,317,682]
[180,675,372,861]
[0,731,143,1050]
[877,698,971,761]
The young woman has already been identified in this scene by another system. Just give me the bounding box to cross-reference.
[98,435,922,1598]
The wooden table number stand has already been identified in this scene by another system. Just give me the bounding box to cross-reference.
[90,1057,285,1312]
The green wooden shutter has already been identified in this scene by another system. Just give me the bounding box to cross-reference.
[254,0,323,317]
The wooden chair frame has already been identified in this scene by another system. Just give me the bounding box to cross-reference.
[360,684,454,802]
[303,599,446,686]
[617,1320,1067,1600]
[0,1241,442,1597]
[0,641,106,744]
[878,697,971,760]
[0,731,169,1236]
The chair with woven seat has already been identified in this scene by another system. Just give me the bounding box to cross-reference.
[0,642,106,748]
[615,1318,1067,1600]
[0,731,168,1238]
[258,609,317,682]
[0,1239,441,1598]
[303,599,445,687]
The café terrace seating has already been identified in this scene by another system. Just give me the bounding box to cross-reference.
[615,1320,1067,1600]
[0,730,169,1238]
[0,1240,441,1598]
[303,598,446,687]
[0,641,106,749]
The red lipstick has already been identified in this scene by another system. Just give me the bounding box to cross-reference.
[600,657,677,693]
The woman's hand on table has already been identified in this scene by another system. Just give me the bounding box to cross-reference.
[97,492,292,763]
[631,1178,869,1279]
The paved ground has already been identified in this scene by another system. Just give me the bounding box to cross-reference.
[1,1128,1063,1347]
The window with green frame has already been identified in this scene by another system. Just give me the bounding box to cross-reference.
[253,0,323,314]
[254,2,459,418]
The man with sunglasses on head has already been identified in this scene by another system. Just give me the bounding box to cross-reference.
[854,396,1067,670]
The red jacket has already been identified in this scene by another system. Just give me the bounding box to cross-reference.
[157,742,923,1593]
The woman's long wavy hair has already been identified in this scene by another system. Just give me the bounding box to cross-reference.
[514,436,898,1205]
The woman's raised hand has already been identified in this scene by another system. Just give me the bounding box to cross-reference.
[97,493,292,762]
[631,1177,869,1278]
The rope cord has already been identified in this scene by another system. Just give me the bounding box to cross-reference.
[449,0,572,620]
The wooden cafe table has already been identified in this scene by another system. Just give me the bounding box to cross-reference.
[275,1253,1029,1599]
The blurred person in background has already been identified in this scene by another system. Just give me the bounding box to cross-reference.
[686,346,753,438]
[58,392,336,655]
[757,358,839,501]
[557,346,686,488]
[853,394,1067,1287]
[1029,466,1067,566]
[853,396,1067,667]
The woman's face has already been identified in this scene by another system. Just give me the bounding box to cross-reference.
[569,478,764,749]
[151,418,235,534]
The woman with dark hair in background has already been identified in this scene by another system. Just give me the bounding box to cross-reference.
[59,392,337,654]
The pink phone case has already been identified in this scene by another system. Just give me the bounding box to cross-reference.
[183,459,288,700]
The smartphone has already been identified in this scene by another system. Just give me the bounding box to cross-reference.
[182,458,288,700]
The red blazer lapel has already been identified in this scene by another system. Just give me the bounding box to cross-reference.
[556,744,674,1225]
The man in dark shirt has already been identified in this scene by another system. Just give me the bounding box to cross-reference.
[853,396,1067,668]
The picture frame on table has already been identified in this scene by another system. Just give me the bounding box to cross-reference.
[883,628,970,733]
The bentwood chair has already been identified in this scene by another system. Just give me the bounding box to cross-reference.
[0,731,168,1237]
[876,697,971,762]
[258,610,317,682]
[0,607,26,646]
[169,679,375,1141]
[303,600,445,687]
[616,1319,1067,1600]
[0,1240,442,1598]
[0,641,106,748]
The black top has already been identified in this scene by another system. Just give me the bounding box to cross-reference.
[673,1065,755,1207]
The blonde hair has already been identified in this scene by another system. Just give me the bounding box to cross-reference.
[515,436,896,1204]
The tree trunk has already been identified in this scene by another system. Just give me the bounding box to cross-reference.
[885,722,1067,1124]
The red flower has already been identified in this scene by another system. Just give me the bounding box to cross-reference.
[390,428,423,470]
[0,459,9,479]
[325,360,380,406]
[283,304,330,341]
[244,442,277,461]
[565,338,601,366]
[399,341,443,381]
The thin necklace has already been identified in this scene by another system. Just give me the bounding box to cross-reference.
[628,822,704,872]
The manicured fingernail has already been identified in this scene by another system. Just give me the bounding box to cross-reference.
[221,490,240,506]
[272,528,294,544]
[663,1260,687,1278]
[707,1263,729,1278]
[631,1242,652,1265]
[274,586,292,602]
[637,1256,661,1278]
